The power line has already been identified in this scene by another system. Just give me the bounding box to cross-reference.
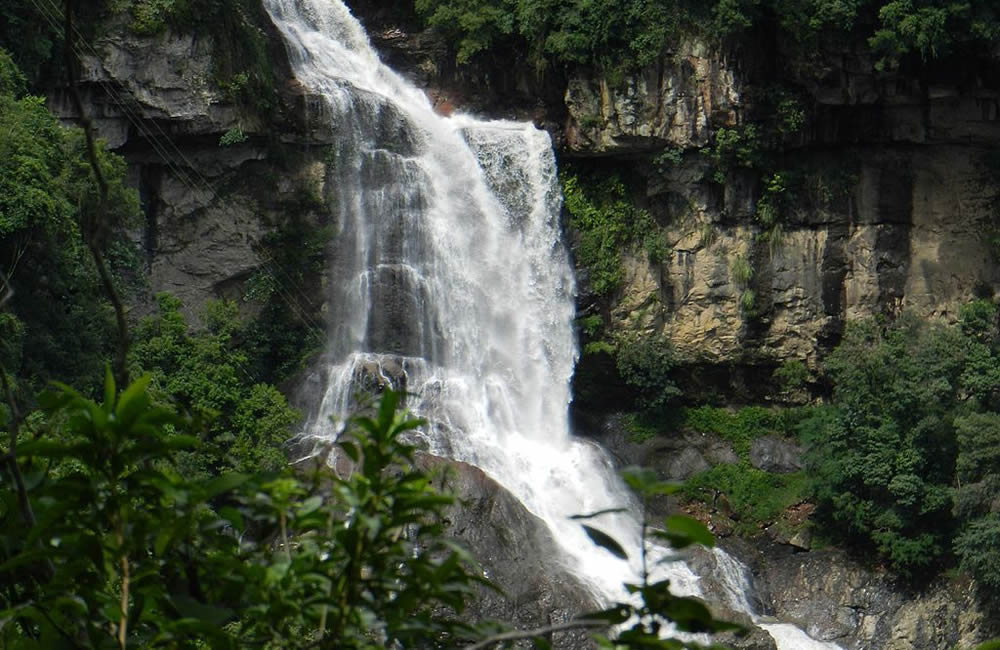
[25,0,333,387]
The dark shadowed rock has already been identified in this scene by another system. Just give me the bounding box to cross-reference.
[415,453,602,649]
[717,624,779,650]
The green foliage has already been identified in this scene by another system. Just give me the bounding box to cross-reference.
[415,0,682,73]
[774,359,810,392]
[953,411,1000,590]
[682,405,805,458]
[130,294,300,477]
[960,298,998,341]
[869,0,1000,69]
[730,254,753,287]
[707,125,764,184]
[0,379,488,648]
[654,146,685,170]
[0,6,59,86]
[562,169,665,297]
[755,172,789,234]
[219,125,248,146]
[577,468,740,649]
[577,313,604,338]
[799,304,1000,587]
[129,0,180,34]
[683,463,810,535]
[729,253,757,317]
[615,334,680,410]
[954,515,1000,591]
[413,0,1000,73]
[0,49,25,97]
[801,316,972,576]
[0,52,140,396]
[415,0,517,64]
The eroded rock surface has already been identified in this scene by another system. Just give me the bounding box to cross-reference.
[734,540,999,650]
[48,17,326,323]
[416,453,601,649]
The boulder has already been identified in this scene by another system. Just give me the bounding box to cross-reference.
[415,453,602,649]
[749,437,804,474]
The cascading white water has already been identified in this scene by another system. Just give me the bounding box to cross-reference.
[262,0,700,607]
[263,1,840,647]
[709,548,845,649]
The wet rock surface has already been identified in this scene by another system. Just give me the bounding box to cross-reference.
[415,453,601,649]
[749,437,804,474]
[731,539,999,650]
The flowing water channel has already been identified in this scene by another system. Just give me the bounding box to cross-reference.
[263,1,843,647]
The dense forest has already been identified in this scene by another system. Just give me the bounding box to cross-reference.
[3,0,1000,647]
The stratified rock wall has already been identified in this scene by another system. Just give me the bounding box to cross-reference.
[48,14,327,324]
[349,5,1000,391]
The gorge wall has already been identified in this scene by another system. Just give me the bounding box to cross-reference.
[48,3,1000,649]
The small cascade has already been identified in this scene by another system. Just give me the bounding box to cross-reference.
[709,548,845,649]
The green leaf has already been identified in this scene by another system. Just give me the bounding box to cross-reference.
[266,559,291,585]
[200,473,252,499]
[115,373,153,427]
[339,440,360,462]
[154,528,172,556]
[0,548,53,573]
[219,506,244,531]
[171,594,234,627]
[658,515,715,549]
[570,507,627,521]
[376,390,400,434]
[297,495,324,517]
[581,524,628,560]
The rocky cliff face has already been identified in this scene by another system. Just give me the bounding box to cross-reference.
[49,15,330,324]
[348,5,1000,397]
[734,540,1000,650]
[416,454,601,649]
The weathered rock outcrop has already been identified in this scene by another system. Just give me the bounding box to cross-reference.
[416,453,601,649]
[562,37,740,154]
[49,15,327,324]
[749,437,803,474]
[737,540,1000,650]
[584,412,739,483]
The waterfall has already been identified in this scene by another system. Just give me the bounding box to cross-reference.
[263,1,842,647]
[709,548,845,649]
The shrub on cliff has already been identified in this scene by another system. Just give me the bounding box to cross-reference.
[129,294,300,478]
[802,316,965,576]
[0,48,140,399]
[803,305,1000,585]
